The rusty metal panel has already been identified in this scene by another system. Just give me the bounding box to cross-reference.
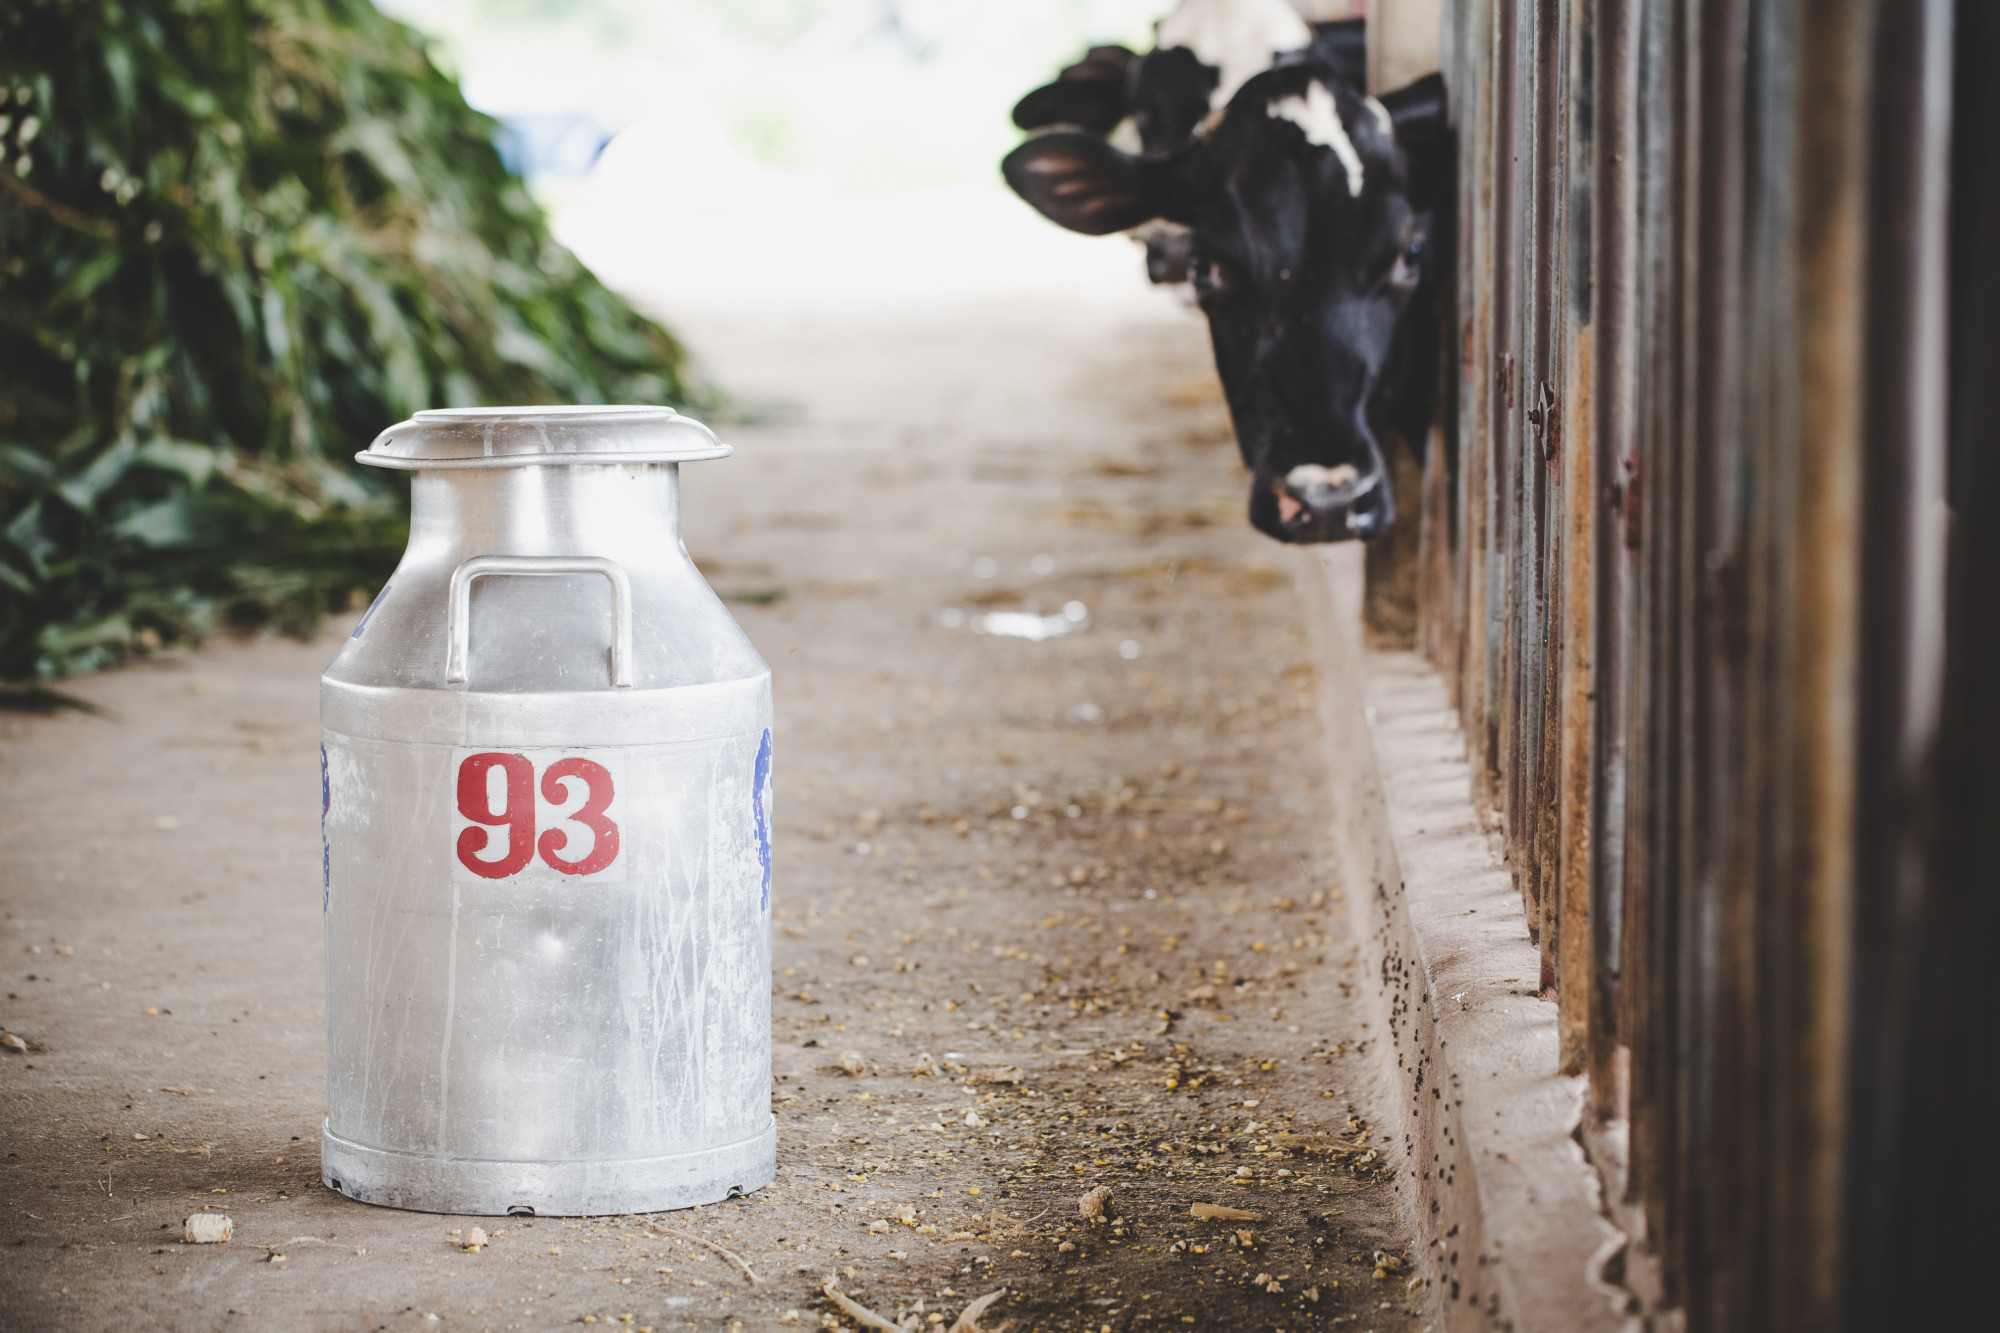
[1589,0,1642,1113]
[1751,2,1873,1327]
[1425,0,1973,1326]
[1685,0,1762,1317]
[1448,0,1496,770]
[1555,0,1598,1080]
[1478,0,1502,775]
[1496,0,1530,944]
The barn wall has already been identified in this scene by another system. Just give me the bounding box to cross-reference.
[1322,0,1984,1327]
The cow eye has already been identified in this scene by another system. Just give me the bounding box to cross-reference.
[1190,254,1230,297]
[1388,239,1423,289]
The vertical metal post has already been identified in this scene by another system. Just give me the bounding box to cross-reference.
[1590,0,1643,1119]
[1762,0,1872,1324]
[1842,0,1956,1325]
[1910,5,2000,1323]
[1555,0,1597,1079]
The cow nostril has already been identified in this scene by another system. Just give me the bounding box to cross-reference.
[1346,493,1392,536]
[1286,462,1361,493]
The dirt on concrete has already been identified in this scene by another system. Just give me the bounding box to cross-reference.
[0,294,1420,1331]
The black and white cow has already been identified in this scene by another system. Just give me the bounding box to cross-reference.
[1004,41,1449,543]
[1011,0,1368,287]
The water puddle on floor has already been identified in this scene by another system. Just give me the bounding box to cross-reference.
[938,601,1090,641]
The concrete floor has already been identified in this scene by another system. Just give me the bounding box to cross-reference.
[0,293,1419,1331]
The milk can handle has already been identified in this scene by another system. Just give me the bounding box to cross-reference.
[446,555,634,688]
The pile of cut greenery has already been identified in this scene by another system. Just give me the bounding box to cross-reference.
[0,0,701,680]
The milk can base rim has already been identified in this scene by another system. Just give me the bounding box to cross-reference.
[320,1120,776,1217]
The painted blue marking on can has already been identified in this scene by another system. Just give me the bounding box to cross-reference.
[752,728,773,913]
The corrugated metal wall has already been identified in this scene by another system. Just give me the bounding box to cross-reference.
[1409,1,1996,1326]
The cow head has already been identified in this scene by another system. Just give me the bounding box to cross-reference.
[1003,62,1450,543]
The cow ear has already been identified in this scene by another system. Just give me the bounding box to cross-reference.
[1002,132,1169,236]
[1306,19,1368,88]
[1378,73,1448,143]
[1012,78,1130,136]
[1011,46,1138,135]
[1379,73,1453,211]
[1384,75,1448,139]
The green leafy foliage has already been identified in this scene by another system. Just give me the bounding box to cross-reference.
[0,0,701,678]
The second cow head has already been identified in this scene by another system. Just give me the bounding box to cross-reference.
[1005,61,1449,544]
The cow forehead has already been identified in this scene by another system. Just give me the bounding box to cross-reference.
[1266,81,1365,198]
[1190,86,1407,262]
[1205,64,1401,170]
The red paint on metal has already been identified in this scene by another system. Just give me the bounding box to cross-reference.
[456,752,535,879]
[538,758,621,876]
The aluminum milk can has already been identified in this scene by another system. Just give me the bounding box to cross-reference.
[318,406,774,1217]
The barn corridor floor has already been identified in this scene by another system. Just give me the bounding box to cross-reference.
[0,290,1421,1331]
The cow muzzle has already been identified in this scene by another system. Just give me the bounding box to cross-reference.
[1255,461,1394,542]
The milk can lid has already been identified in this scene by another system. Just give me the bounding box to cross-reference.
[357,405,730,470]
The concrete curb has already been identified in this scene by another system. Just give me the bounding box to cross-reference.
[1301,549,1626,1332]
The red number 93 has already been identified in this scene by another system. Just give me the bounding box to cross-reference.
[455,752,619,879]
